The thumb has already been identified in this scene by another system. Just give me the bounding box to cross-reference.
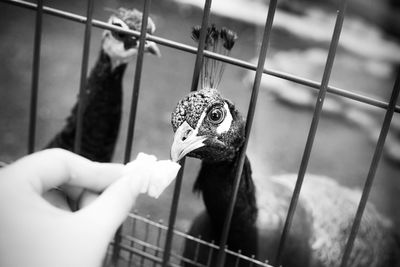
[77,175,144,239]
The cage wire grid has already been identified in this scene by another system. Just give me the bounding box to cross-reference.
[1,0,400,267]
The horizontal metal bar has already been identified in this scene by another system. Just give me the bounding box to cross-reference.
[2,0,399,114]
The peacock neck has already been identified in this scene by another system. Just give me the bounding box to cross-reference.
[82,50,128,108]
[195,154,258,240]
[75,50,128,161]
[94,50,127,83]
[45,50,128,162]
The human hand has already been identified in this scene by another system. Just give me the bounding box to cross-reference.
[0,148,145,267]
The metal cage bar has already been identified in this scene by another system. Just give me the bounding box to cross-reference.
[190,0,212,92]
[161,163,185,267]
[74,0,95,154]
[275,0,348,264]
[27,0,43,154]
[162,1,213,266]
[340,70,400,267]
[1,0,399,267]
[2,0,400,114]
[112,0,154,263]
[162,162,185,267]
[215,0,278,266]
[123,0,153,163]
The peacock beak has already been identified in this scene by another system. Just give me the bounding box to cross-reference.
[170,121,207,162]
[144,40,161,57]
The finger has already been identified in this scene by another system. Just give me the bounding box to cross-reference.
[42,189,71,211]
[77,174,144,239]
[5,149,124,194]
[79,190,99,208]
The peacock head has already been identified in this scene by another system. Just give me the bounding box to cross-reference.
[102,7,160,68]
[170,25,242,162]
[170,88,245,162]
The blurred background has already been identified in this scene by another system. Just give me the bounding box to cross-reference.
[0,0,399,241]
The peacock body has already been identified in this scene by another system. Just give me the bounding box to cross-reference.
[171,86,399,267]
[169,25,399,267]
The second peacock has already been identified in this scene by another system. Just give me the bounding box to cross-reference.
[46,8,160,162]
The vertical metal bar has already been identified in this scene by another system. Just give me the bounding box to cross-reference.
[161,159,185,267]
[275,0,348,265]
[140,214,151,266]
[73,0,94,154]
[190,0,212,92]
[206,241,215,267]
[112,0,153,263]
[128,212,138,265]
[249,255,255,267]
[124,0,153,163]
[193,235,202,262]
[234,250,241,267]
[153,220,163,267]
[215,1,278,266]
[162,1,212,266]
[28,0,43,154]
[340,71,400,267]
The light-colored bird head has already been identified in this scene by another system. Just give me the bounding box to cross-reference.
[102,7,161,68]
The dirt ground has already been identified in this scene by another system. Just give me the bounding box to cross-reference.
[1,0,399,260]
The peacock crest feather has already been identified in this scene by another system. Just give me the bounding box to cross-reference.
[171,25,238,133]
[191,24,238,90]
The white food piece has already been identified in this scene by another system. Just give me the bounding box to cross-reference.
[123,152,181,198]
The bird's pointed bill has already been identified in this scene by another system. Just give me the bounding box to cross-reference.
[145,41,161,57]
[171,121,207,162]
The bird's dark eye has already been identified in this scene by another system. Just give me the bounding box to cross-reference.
[207,106,225,124]
[112,31,126,40]
[110,22,138,49]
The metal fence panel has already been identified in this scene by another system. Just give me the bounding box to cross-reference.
[1,0,399,266]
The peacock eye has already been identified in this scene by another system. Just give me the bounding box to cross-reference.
[207,106,225,124]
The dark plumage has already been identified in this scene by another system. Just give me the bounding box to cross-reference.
[171,87,400,267]
[46,7,160,162]
[170,26,400,267]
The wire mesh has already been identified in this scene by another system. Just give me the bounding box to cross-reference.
[1,0,399,267]
[103,212,273,267]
